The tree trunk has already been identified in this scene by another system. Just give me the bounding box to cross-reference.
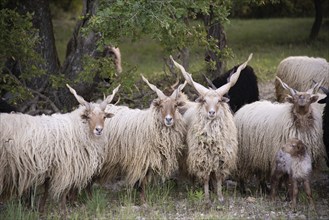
[309,0,323,41]
[14,0,60,76]
[56,0,100,110]
[5,0,61,113]
[203,6,227,80]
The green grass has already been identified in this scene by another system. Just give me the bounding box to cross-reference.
[1,178,325,219]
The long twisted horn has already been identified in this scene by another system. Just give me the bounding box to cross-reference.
[216,53,253,96]
[202,73,217,90]
[141,74,167,99]
[306,79,323,94]
[66,84,91,110]
[170,55,209,96]
[100,84,121,110]
[275,76,297,96]
[170,81,187,99]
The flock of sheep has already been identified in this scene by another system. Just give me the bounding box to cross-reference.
[0,54,328,215]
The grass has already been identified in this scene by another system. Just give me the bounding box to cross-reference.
[1,177,327,219]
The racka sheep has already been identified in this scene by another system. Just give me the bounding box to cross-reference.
[211,64,259,112]
[318,86,329,167]
[271,138,314,211]
[0,84,120,213]
[234,77,325,193]
[171,54,253,205]
[275,56,329,102]
[97,75,187,203]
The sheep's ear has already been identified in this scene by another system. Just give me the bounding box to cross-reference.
[176,101,186,107]
[318,97,327,104]
[221,97,230,103]
[310,95,319,103]
[105,112,114,118]
[196,97,205,103]
[152,99,162,108]
[285,95,294,103]
[81,113,90,121]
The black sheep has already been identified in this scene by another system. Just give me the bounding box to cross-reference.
[0,99,16,113]
[318,87,329,167]
[212,65,259,112]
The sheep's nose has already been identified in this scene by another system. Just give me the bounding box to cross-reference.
[96,127,103,132]
[166,117,173,123]
[208,110,215,116]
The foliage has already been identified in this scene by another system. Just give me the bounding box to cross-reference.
[83,1,230,76]
[231,0,329,18]
[87,0,232,53]
[0,9,45,103]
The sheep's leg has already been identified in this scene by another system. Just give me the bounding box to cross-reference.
[238,178,247,195]
[139,178,148,205]
[287,176,293,201]
[270,174,279,201]
[291,179,298,211]
[214,173,224,203]
[303,179,315,210]
[203,176,211,205]
[86,180,94,199]
[60,189,69,218]
[270,171,284,201]
[38,178,49,213]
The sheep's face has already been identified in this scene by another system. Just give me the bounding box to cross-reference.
[153,97,184,127]
[286,93,318,115]
[81,107,114,136]
[282,138,306,158]
[197,91,229,120]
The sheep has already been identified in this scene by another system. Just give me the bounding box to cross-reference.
[0,99,16,113]
[318,86,329,167]
[170,54,253,205]
[275,56,329,102]
[234,77,325,193]
[0,84,120,212]
[211,64,259,112]
[270,138,314,211]
[97,75,187,203]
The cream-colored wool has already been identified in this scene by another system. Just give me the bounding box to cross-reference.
[99,103,186,186]
[275,56,329,102]
[184,99,238,183]
[234,100,325,181]
[0,104,106,200]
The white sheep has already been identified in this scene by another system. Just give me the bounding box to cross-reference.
[0,84,120,212]
[97,75,187,203]
[234,77,325,193]
[170,54,253,205]
[275,56,329,102]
